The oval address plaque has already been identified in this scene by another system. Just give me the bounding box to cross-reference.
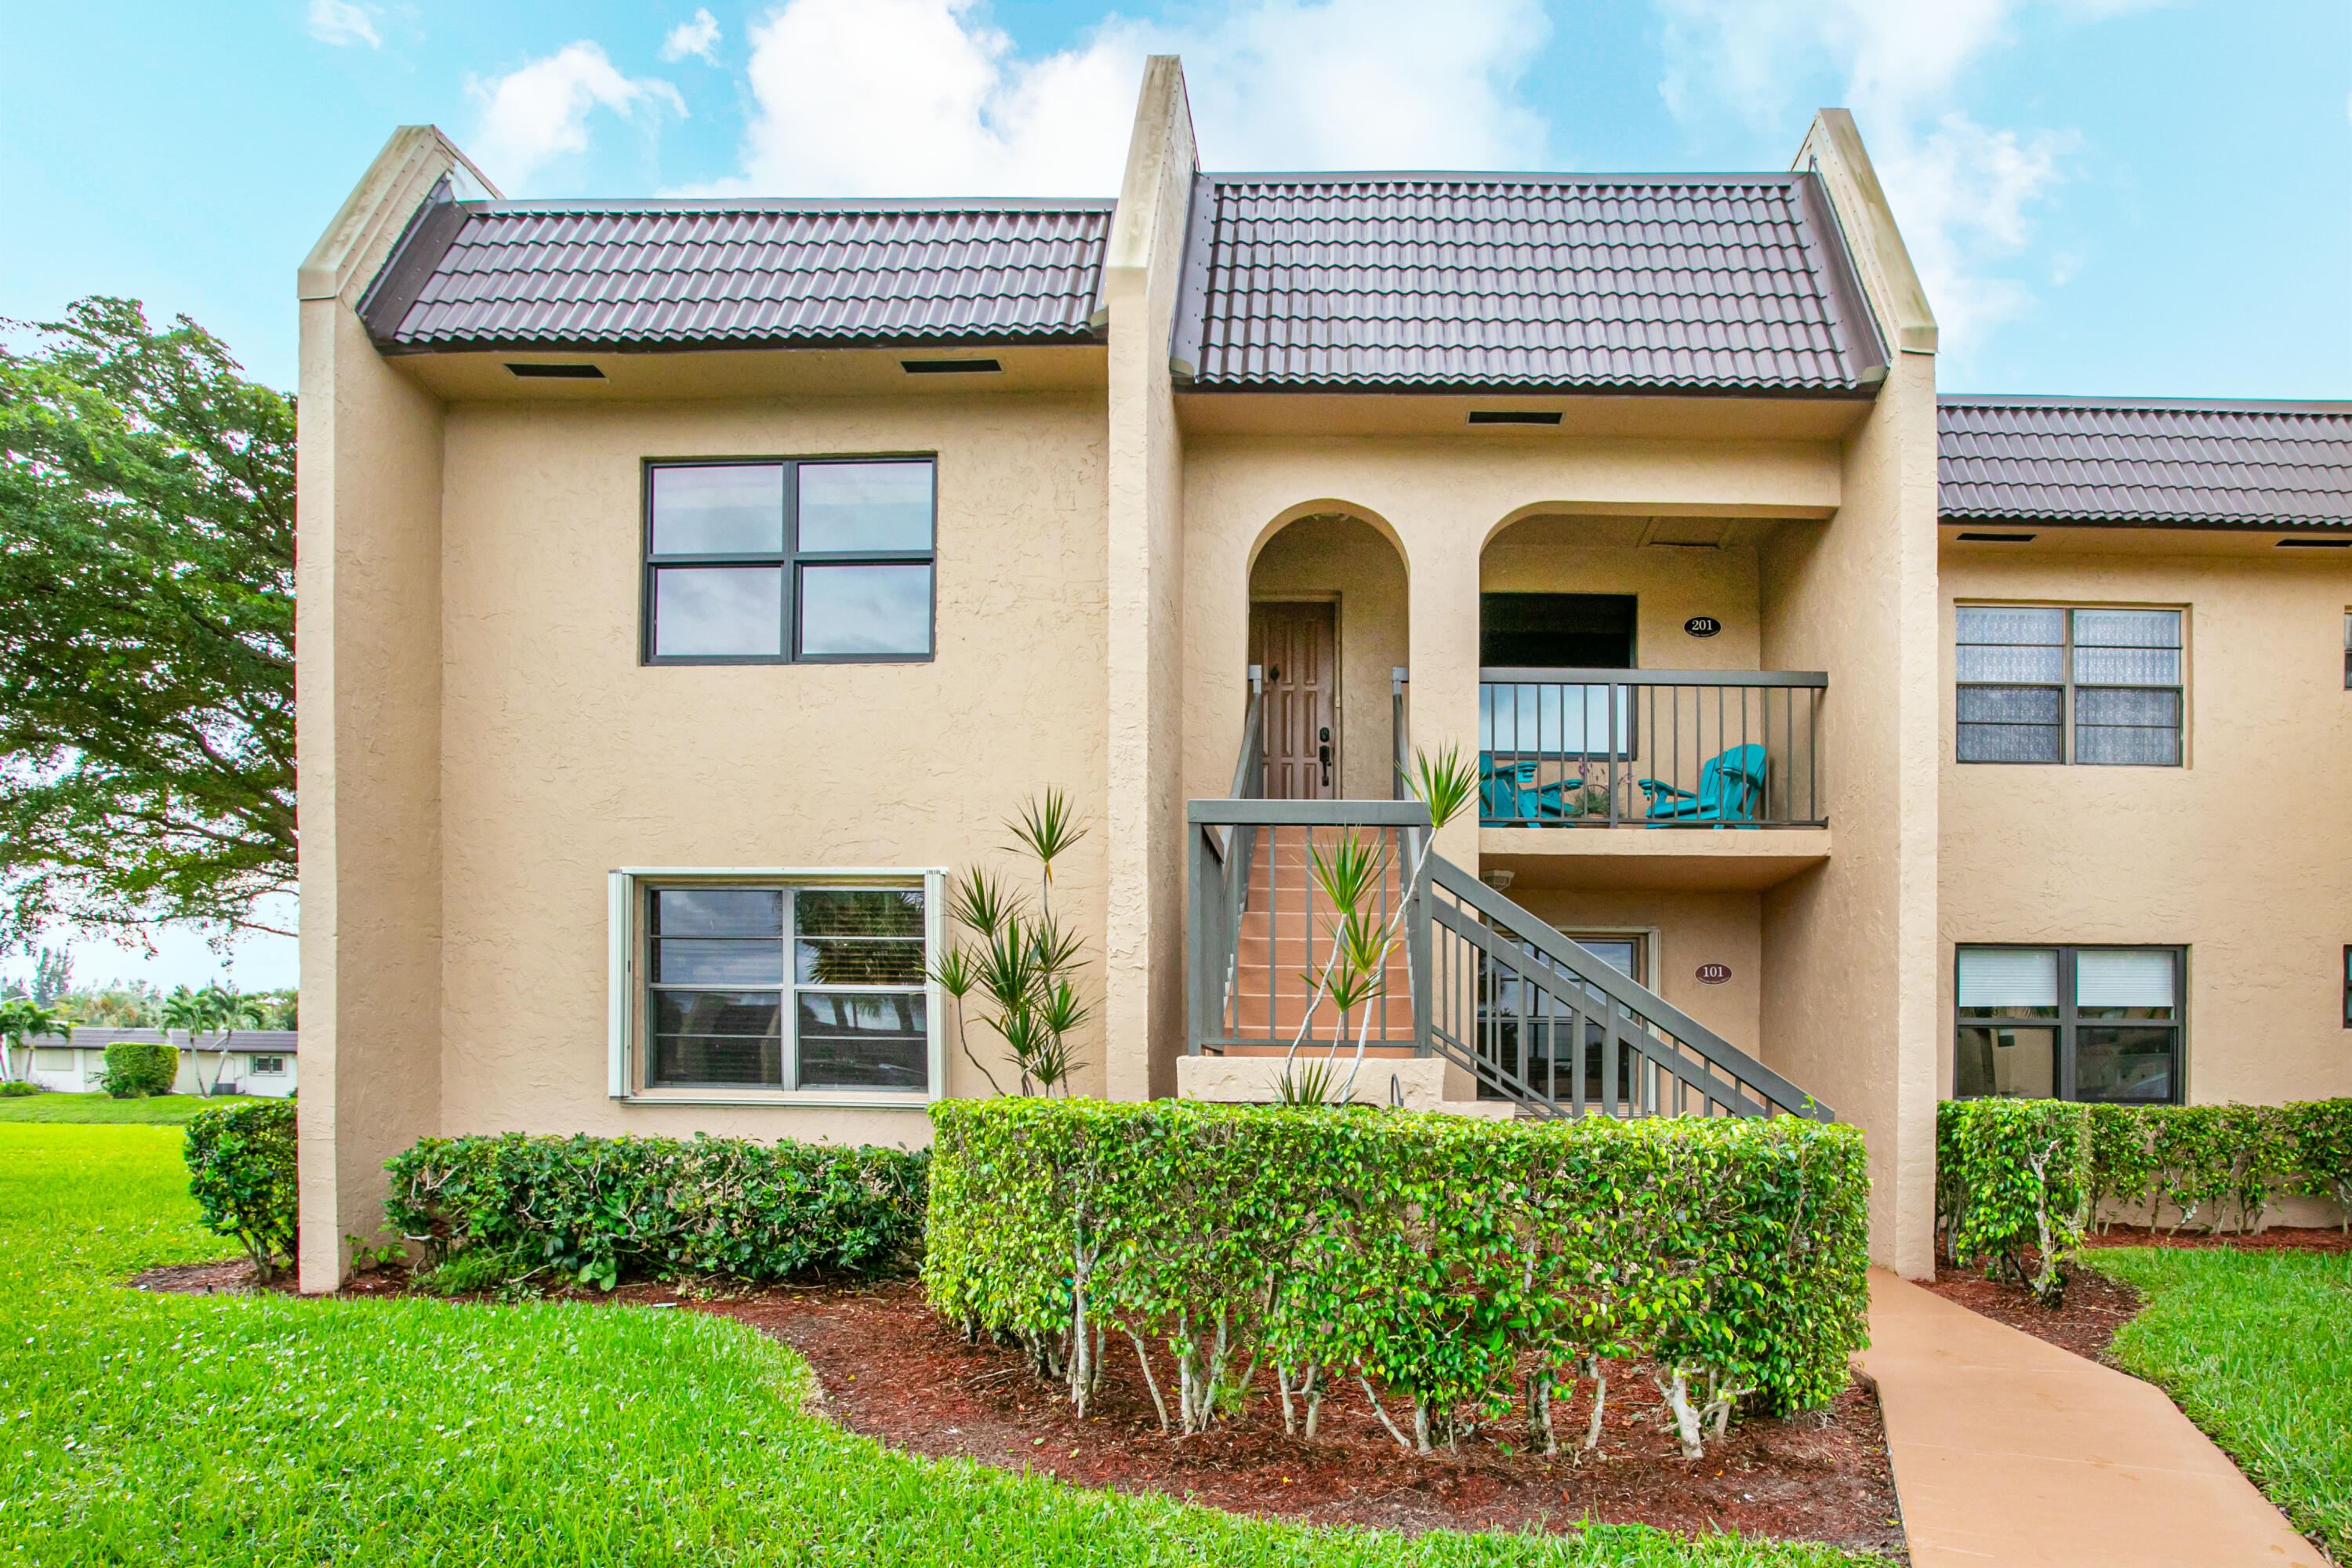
[1684,615,1722,638]
[1695,963,1733,985]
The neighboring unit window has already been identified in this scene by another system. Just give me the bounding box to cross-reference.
[1955,606,2183,765]
[2343,946,2350,1028]
[250,1055,285,1076]
[2343,612,2350,689]
[644,459,935,663]
[1954,945,2182,1103]
[644,884,927,1091]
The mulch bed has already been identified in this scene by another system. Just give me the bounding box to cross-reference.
[130,1261,1906,1556]
[2081,1223,2352,1254]
[1920,1224,2348,1363]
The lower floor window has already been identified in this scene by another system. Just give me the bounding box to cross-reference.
[641,880,930,1093]
[250,1055,286,1076]
[1954,945,2181,1103]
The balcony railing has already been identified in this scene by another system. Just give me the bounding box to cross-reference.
[1479,668,1827,829]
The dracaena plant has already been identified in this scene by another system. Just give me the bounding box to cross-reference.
[1277,744,1480,1105]
[927,792,1094,1096]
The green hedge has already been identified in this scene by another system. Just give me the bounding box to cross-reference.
[1939,1097,2352,1296]
[383,1132,929,1293]
[183,1101,297,1281]
[101,1040,176,1098]
[925,1098,1869,1460]
[1936,1099,2091,1304]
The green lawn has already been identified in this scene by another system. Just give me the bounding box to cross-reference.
[0,1091,260,1124]
[0,1123,1875,1567]
[2086,1247,2352,1555]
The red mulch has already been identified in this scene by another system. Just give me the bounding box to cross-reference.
[1919,1265,2142,1362]
[2081,1224,2352,1254]
[132,1261,1905,1555]
[1919,1223,2347,1363]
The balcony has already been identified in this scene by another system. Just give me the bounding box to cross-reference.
[1479,668,1831,890]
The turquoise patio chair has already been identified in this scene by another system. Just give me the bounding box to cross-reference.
[1637,743,1766,826]
[1480,754,1587,823]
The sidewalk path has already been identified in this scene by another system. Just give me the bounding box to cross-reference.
[1857,1269,2325,1566]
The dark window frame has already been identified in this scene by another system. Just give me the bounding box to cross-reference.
[641,455,939,666]
[1955,604,2185,767]
[2342,611,2350,690]
[2343,944,2350,1029]
[1952,943,2185,1104]
[640,879,931,1094]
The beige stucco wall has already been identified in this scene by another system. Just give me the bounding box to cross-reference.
[1479,515,1766,671]
[1247,514,1410,799]
[1501,887,1764,1053]
[1756,352,1942,1279]
[1938,539,2352,1105]
[432,391,1110,1146]
[1101,57,1197,1100]
[296,129,486,1293]
[297,303,451,1289]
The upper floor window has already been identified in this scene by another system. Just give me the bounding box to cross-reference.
[643,458,935,663]
[1956,605,2182,765]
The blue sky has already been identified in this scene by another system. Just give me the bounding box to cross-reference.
[2,0,2347,988]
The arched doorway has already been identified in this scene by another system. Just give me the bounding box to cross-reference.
[1247,513,1409,800]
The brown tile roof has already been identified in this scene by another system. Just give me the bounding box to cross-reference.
[1940,395,2352,529]
[360,196,1115,351]
[1169,172,1886,394]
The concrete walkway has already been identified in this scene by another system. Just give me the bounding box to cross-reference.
[1857,1269,2325,1567]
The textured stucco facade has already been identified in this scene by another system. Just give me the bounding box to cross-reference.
[296,64,2350,1294]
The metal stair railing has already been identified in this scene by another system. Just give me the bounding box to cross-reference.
[1187,799,1427,1056]
[1423,855,1833,1121]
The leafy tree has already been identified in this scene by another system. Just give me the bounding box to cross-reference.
[0,297,295,946]
[0,996,66,1083]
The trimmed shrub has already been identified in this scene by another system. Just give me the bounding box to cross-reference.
[1936,1098,2091,1305]
[183,1101,297,1281]
[0,1080,39,1098]
[2279,1099,2352,1234]
[100,1040,176,1098]
[1956,1098,2352,1245]
[924,1098,1869,1460]
[383,1132,929,1293]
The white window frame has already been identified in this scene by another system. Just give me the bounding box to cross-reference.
[608,866,947,1108]
[249,1055,287,1076]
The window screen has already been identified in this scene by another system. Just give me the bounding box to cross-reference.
[644,459,935,663]
[1956,606,2183,765]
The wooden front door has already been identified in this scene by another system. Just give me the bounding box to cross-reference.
[1250,601,1337,800]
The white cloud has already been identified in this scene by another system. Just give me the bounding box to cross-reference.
[1655,0,2158,361]
[692,0,1549,200]
[305,0,382,49]
[662,9,723,64]
[466,42,689,192]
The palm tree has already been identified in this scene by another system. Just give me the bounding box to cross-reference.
[176,984,267,1098]
[0,997,66,1084]
[157,987,210,1098]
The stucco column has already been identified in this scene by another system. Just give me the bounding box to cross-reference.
[1101,59,1196,1100]
[1402,513,1484,869]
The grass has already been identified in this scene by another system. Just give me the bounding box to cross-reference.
[0,1091,261,1123]
[0,1123,1879,1567]
[2085,1247,2352,1555]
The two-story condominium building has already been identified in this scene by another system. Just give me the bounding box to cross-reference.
[295,57,2352,1293]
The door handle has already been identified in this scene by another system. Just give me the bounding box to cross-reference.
[1319,743,1332,786]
